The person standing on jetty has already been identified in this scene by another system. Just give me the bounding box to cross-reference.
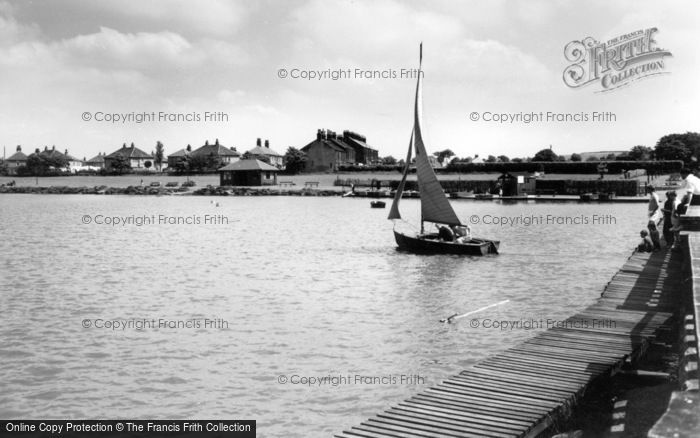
[647,185,661,224]
[662,191,678,246]
[680,168,700,205]
[671,194,689,250]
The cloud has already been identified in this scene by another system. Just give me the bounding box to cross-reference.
[0,1,39,45]
[60,0,248,38]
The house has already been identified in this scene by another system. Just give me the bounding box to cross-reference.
[167,145,192,168]
[104,143,154,171]
[497,172,537,196]
[340,130,379,165]
[84,152,106,170]
[218,159,279,186]
[191,139,240,166]
[301,129,357,172]
[4,145,28,174]
[246,138,283,168]
[63,149,83,172]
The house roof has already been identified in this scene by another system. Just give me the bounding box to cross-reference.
[247,145,282,157]
[302,138,354,154]
[35,147,67,160]
[6,151,28,161]
[192,142,240,157]
[168,148,189,158]
[343,135,377,152]
[106,145,153,159]
[219,159,279,172]
[86,154,105,163]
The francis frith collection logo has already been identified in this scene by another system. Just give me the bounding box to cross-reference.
[563,27,672,92]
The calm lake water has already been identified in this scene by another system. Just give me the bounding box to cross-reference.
[0,194,646,437]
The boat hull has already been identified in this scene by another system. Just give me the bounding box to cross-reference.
[394,230,500,255]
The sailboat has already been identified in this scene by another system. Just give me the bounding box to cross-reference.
[388,44,500,256]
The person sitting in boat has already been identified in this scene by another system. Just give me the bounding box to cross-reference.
[637,230,654,252]
[437,225,454,242]
[451,224,471,243]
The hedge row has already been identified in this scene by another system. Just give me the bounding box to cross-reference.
[382,179,640,196]
[535,179,639,196]
[444,160,682,174]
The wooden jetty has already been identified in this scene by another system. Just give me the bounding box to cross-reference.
[335,249,680,438]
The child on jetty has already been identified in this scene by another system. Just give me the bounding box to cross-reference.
[647,221,661,251]
[637,230,654,252]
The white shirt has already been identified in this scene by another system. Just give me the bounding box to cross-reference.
[648,192,660,214]
[683,174,700,195]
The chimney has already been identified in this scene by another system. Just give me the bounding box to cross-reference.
[64,149,68,155]
[52,145,55,151]
[205,140,209,146]
[130,142,135,148]
[35,148,40,153]
[264,139,269,148]
[16,145,21,152]
[123,143,127,148]
[215,138,219,146]
[44,146,48,151]
[186,144,192,152]
[317,129,323,140]
[256,138,262,147]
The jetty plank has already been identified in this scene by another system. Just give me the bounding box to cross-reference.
[335,249,678,437]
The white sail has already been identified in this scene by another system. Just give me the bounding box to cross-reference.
[412,45,462,227]
[387,131,413,220]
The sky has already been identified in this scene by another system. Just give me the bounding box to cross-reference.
[0,0,698,161]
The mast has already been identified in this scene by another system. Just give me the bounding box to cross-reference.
[412,43,463,227]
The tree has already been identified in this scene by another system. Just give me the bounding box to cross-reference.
[511,157,523,163]
[655,132,700,162]
[110,155,131,174]
[155,141,164,170]
[188,155,210,172]
[173,157,190,174]
[381,155,397,165]
[485,155,497,163]
[605,153,616,160]
[433,149,455,165]
[654,133,700,163]
[586,156,599,162]
[570,153,582,162]
[283,147,307,174]
[144,160,152,169]
[497,155,510,163]
[533,148,558,161]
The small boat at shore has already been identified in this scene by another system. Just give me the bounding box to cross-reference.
[388,44,499,256]
[370,200,386,208]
